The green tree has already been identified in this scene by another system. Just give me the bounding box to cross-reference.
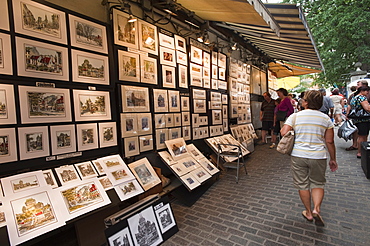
[283,0,370,87]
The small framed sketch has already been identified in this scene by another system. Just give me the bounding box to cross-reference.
[223,119,229,132]
[178,65,188,88]
[182,126,191,141]
[162,65,176,88]
[97,154,126,170]
[193,89,206,99]
[128,157,161,191]
[218,53,227,68]
[181,96,190,111]
[193,100,206,113]
[155,203,176,233]
[138,20,158,55]
[43,169,58,188]
[222,105,228,118]
[169,127,181,140]
[190,45,203,65]
[114,179,144,201]
[203,67,211,80]
[192,114,199,127]
[107,227,133,246]
[16,37,69,81]
[198,158,219,175]
[210,91,222,102]
[139,135,153,152]
[0,33,12,75]
[153,89,169,112]
[155,114,166,128]
[231,104,239,118]
[105,165,135,186]
[168,90,180,112]
[219,67,226,80]
[99,122,117,148]
[212,65,218,80]
[1,171,47,196]
[159,33,175,49]
[120,113,138,137]
[180,172,201,190]
[124,136,140,157]
[113,9,138,49]
[174,113,182,127]
[160,46,176,67]
[50,124,76,156]
[69,14,108,54]
[0,0,9,31]
[211,79,218,90]
[76,123,98,151]
[121,85,150,112]
[18,126,49,160]
[12,0,67,44]
[55,165,80,185]
[98,176,113,190]
[191,167,212,183]
[190,74,203,87]
[222,94,228,104]
[74,161,98,179]
[118,50,140,82]
[141,56,158,85]
[190,62,202,76]
[165,138,188,160]
[203,78,211,89]
[71,49,109,85]
[212,51,218,65]
[156,129,168,150]
[176,51,188,66]
[212,110,222,125]
[203,52,211,68]
[165,114,174,127]
[187,144,205,159]
[92,160,105,175]
[174,35,186,53]
[182,112,190,126]
[0,84,16,125]
[137,113,152,135]
[73,89,111,121]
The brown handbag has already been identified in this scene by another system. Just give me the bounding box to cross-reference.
[277,113,297,155]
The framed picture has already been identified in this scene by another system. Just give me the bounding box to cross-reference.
[168,90,180,112]
[160,46,176,67]
[1,171,47,196]
[181,96,190,111]
[99,122,117,148]
[120,113,138,137]
[50,124,76,156]
[16,37,69,81]
[139,135,153,152]
[192,114,199,127]
[211,79,218,90]
[124,136,140,157]
[138,20,158,55]
[199,116,208,126]
[155,114,166,128]
[137,113,152,135]
[231,104,239,118]
[18,126,49,160]
[165,138,188,160]
[186,143,205,159]
[128,157,161,191]
[223,105,228,118]
[153,89,168,112]
[158,151,176,166]
[191,167,212,183]
[203,67,211,80]
[74,161,98,179]
[203,52,211,68]
[113,9,138,49]
[219,67,226,80]
[178,65,188,88]
[223,119,229,132]
[156,129,168,150]
[212,110,222,125]
[218,53,227,68]
[190,62,202,75]
[165,113,174,127]
[182,112,190,126]
[162,65,176,88]
[19,86,72,124]
[71,49,109,85]
[211,91,222,102]
[97,154,126,170]
[55,165,80,185]
[211,65,218,79]
[190,45,203,65]
[76,123,98,151]
[170,163,188,176]
[0,84,16,125]
[190,73,203,87]
[174,113,182,127]
[118,50,140,82]
[182,126,191,141]
[141,56,158,85]
[0,0,9,31]
[69,14,108,54]
[159,33,175,49]
[105,165,135,186]
[176,51,188,66]
[43,169,58,188]
[98,176,113,190]
[193,127,198,140]
[193,100,206,113]
[107,227,133,246]
[92,160,105,175]
[222,94,228,104]
[211,51,218,65]
[73,89,111,121]
[174,35,186,52]
[180,172,201,190]
[203,78,211,89]
[12,0,67,44]
[114,179,144,201]
[198,158,219,175]
[192,89,206,99]
[0,33,12,75]
[168,127,181,140]
[121,85,150,112]
[155,203,176,233]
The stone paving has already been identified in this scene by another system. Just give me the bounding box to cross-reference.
[163,129,370,246]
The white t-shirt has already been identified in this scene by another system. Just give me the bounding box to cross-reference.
[285,109,334,159]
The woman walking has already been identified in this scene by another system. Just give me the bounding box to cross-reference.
[330,88,344,126]
[276,88,294,128]
[281,90,338,226]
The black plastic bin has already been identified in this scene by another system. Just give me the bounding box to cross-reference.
[360,142,370,179]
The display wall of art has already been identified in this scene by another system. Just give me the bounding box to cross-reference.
[18,126,49,160]
[0,33,12,75]
[121,85,150,112]
[138,20,158,55]
[73,89,111,121]
[113,9,138,49]
[50,124,77,156]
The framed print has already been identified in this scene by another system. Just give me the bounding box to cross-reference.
[174,113,181,127]
[55,165,80,185]
[158,151,176,166]
[169,127,181,140]
[138,20,158,55]
[211,110,221,125]
[162,65,176,88]
[0,33,12,75]
[193,127,198,140]
[211,65,218,79]
[141,56,158,85]
[211,51,218,65]
[155,114,166,128]
[114,179,144,201]
[231,104,239,118]
[178,64,188,88]
[229,77,238,92]
[176,51,188,66]
[12,0,67,44]
[69,14,108,54]
[190,46,203,65]
[120,113,138,137]
[18,126,49,160]
[165,138,188,160]
[211,79,218,90]
[203,67,211,80]
[190,74,203,87]
[71,49,109,85]
[0,128,17,164]
[219,67,226,80]
[199,116,208,126]
[74,161,98,179]
[50,124,76,156]
[92,160,105,175]
[174,35,186,53]
[181,96,190,111]
[218,53,227,68]
[113,9,138,49]
[16,37,69,81]
[156,129,168,150]
[19,86,71,124]
[99,122,117,148]
[128,157,161,191]
[192,114,199,127]
[139,135,153,152]
[121,85,150,112]
[168,90,180,112]
[159,33,175,49]
[105,165,135,186]
[1,171,47,196]
[165,113,174,127]
[223,119,229,132]
[97,154,126,170]
[180,172,201,190]
[182,112,190,126]
[43,169,58,188]
[153,89,168,112]
[0,205,5,228]
[160,46,176,67]
[193,89,206,99]
[98,176,113,190]
[190,62,202,75]
[118,50,140,82]
[107,227,133,246]
[182,126,191,141]
[0,0,9,30]
[222,105,228,118]
[128,206,163,246]
[124,136,140,157]
[198,158,219,175]
[191,167,212,183]
[76,123,98,151]
[203,78,211,89]
[73,89,111,121]
[170,163,188,177]
[137,113,152,135]
[203,52,211,68]
[155,203,176,233]
[222,94,228,104]
[193,99,206,113]
[187,143,205,159]
[211,92,222,102]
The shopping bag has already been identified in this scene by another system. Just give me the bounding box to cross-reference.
[337,120,357,141]
[277,130,295,155]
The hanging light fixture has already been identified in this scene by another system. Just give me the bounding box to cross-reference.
[203,31,210,45]
[231,43,238,51]
[196,32,204,43]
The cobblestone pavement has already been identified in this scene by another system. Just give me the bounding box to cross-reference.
[163,129,370,246]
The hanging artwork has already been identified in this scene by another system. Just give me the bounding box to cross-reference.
[0,0,9,31]
[159,46,176,67]
[140,56,158,85]
[124,136,140,157]
[121,85,150,112]
[181,96,190,111]
[168,127,181,140]
[174,113,181,127]
[0,84,16,125]
[158,33,175,49]
[153,89,168,113]
[139,135,153,152]
[43,169,58,189]
[203,52,211,68]
[137,113,152,135]
[120,113,138,137]
[0,171,47,196]
[168,90,180,112]
[114,179,144,201]
[18,126,49,160]
[162,65,176,88]
[155,129,168,150]
[76,123,99,151]
[182,126,191,141]
[176,51,187,66]
[154,114,166,129]
[178,65,188,88]
[74,161,98,180]
[218,53,227,68]
[138,20,158,55]
[0,33,12,75]
[174,35,186,53]
[50,124,76,156]
[128,158,161,191]
[73,90,111,121]
[99,122,118,148]
[113,9,138,49]
[118,50,140,82]
[190,46,203,65]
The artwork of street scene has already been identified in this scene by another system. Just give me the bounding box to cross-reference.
[43,172,56,187]
[103,159,121,168]
[24,44,63,75]
[182,160,196,168]
[158,207,173,231]
[77,55,105,80]
[103,127,114,142]
[143,60,155,80]
[81,128,95,145]
[141,24,156,51]
[119,181,138,195]
[11,175,39,193]
[26,132,43,153]
[117,14,136,45]
[111,169,128,181]
[21,2,62,38]
[121,55,137,78]
[79,95,106,116]
[56,130,71,149]
[171,143,187,156]
[11,192,57,236]
[58,169,78,183]
[76,162,96,178]
[73,20,103,49]
[134,164,154,185]
[0,135,9,156]
[126,90,146,107]
[27,92,65,117]
[61,182,103,214]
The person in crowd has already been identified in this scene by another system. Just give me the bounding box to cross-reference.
[276,88,294,128]
[259,92,276,144]
[297,91,306,111]
[349,86,370,158]
[318,88,334,119]
[281,90,338,226]
[270,98,282,149]
[330,88,344,126]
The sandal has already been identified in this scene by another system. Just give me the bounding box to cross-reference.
[345,146,358,151]
[312,213,325,226]
[302,210,313,222]
[357,155,361,159]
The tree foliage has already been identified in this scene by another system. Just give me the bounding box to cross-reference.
[283,0,370,87]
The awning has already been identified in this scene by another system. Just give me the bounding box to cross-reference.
[277,77,300,90]
[268,62,321,78]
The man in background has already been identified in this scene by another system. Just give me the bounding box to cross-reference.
[319,88,334,119]
[259,92,275,144]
